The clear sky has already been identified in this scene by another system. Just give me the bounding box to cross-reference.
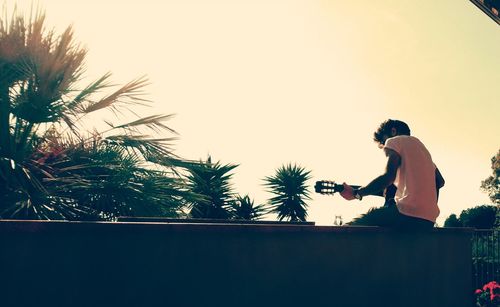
[10,0,500,225]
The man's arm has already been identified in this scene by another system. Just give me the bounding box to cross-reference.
[340,148,401,200]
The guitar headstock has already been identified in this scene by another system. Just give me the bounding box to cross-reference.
[314,180,344,195]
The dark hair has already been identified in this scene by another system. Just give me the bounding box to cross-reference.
[373,119,411,144]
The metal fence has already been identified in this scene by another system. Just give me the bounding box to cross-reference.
[472,230,500,289]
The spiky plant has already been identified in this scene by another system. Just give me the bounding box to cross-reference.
[348,206,398,227]
[230,195,267,221]
[264,163,312,222]
[184,156,238,219]
[0,8,194,220]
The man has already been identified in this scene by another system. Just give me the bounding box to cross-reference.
[340,119,445,229]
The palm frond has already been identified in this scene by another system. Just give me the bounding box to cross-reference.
[67,72,113,113]
[3,10,86,125]
[103,134,178,165]
[112,114,177,134]
[83,76,149,113]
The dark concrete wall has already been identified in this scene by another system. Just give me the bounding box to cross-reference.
[0,221,473,307]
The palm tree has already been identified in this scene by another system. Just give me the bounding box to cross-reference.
[263,163,312,222]
[0,9,194,220]
[184,156,238,219]
[230,195,267,221]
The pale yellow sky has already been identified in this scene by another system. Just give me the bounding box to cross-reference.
[9,0,500,225]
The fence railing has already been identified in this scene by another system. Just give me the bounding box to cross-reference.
[472,230,500,289]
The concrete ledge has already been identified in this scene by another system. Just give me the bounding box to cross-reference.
[0,219,473,233]
[0,220,474,307]
[117,217,316,225]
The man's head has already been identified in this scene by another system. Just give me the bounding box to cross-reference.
[373,119,411,146]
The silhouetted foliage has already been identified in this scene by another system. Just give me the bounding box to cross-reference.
[230,195,267,220]
[185,156,238,219]
[444,205,498,229]
[459,205,498,229]
[481,149,500,227]
[444,214,462,227]
[0,8,194,220]
[349,206,396,226]
[481,149,500,205]
[264,163,311,222]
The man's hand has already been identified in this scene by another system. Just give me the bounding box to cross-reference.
[340,183,356,201]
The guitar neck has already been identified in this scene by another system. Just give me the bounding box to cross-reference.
[315,180,392,198]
